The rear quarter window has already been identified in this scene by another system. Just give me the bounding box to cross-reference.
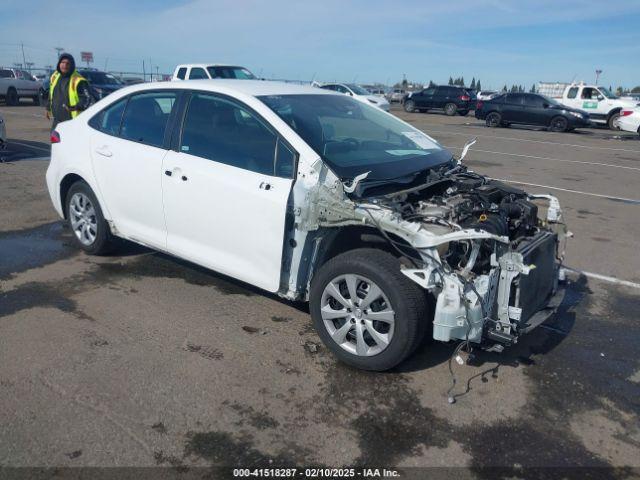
[176,68,187,80]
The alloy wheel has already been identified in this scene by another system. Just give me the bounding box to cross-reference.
[69,192,98,246]
[320,274,395,356]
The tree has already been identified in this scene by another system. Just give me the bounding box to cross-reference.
[530,83,536,93]
[459,76,465,87]
[616,86,624,96]
[502,84,507,92]
[476,79,481,91]
[428,80,436,88]
[448,77,454,85]
[402,78,408,89]
[470,77,476,90]
[631,86,640,93]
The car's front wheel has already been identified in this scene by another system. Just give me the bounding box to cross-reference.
[309,249,429,371]
[444,103,457,116]
[404,100,416,113]
[549,116,568,132]
[65,181,116,255]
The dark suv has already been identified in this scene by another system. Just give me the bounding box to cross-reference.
[403,86,472,116]
[475,93,591,132]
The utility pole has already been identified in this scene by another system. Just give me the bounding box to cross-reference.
[155,66,159,81]
[54,47,64,58]
[20,43,27,71]
[25,62,34,74]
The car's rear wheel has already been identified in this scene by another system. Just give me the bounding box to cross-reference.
[309,249,429,371]
[6,88,18,106]
[486,112,501,127]
[65,181,116,255]
[550,116,568,132]
[444,103,457,116]
[404,100,416,113]
[608,111,621,130]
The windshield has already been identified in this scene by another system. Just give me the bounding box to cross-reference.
[598,87,619,99]
[346,84,371,96]
[207,66,256,79]
[259,94,452,181]
[82,71,122,85]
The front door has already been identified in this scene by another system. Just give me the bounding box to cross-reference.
[90,90,179,249]
[414,88,435,109]
[161,92,294,292]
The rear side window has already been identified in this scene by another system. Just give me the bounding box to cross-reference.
[0,69,14,78]
[180,92,277,175]
[89,97,128,135]
[176,68,187,80]
[120,91,178,147]
[567,87,578,99]
[506,94,525,105]
[188,68,208,80]
[523,95,545,108]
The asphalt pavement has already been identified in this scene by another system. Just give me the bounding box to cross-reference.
[0,103,638,478]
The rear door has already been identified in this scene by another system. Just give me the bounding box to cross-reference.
[501,93,526,123]
[161,91,295,292]
[89,90,180,249]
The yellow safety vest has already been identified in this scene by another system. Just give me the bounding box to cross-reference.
[49,70,86,119]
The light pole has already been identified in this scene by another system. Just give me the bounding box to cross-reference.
[595,69,603,85]
[54,47,64,58]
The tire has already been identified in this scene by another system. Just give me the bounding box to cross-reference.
[444,103,457,116]
[608,111,621,130]
[65,181,116,255]
[458,110,469,117]
[549,116,569,132]
[404,100,416,113]
[6,88,18,106]
[32,95,40,106]
[309,248,429,371]
[485,112,501,128]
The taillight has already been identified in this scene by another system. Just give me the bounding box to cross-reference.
[461,95,470,101]
[621,110,633,116]
[50,130,60,143]
[476,101,484,110]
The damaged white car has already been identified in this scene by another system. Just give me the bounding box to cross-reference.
[46,80,568,371]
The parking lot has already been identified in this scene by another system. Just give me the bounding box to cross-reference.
[1,103,639,476]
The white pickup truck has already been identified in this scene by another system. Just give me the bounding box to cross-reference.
[0,68,42,106]
[538,82,640,129]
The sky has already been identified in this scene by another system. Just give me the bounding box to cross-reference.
[1,0,640,89]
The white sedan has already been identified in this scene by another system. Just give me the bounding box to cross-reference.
[318,83,390,111]
[614,109,640,135]
[46,79,567,371]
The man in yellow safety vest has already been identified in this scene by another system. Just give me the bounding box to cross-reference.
[47,53,92,128]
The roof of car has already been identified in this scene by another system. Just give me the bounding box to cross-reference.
[175,64,244,69]
[132,79,335,97]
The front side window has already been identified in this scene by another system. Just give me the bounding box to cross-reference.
[421,88,435,96]
[180,93,277,175]
[89,97,128,135]
[189,68,208,80]
[120,91,177,147]
[176,68,187,80]
[259,94,451,182]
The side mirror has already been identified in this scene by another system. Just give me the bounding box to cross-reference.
[597,95,604,101]
[543,103,550,108]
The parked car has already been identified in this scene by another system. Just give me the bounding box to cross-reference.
[614,108,640,135]
[78,69,125,100]
[403,85,472,116]
[121,77,145,86]
[0,113,6,148]
[318,83,390,111]
[0,68,42,105]
[476,90,497,100]
[475,92,591,132]
[368,88,387,98]
[538,82,639,129]
[386,88,406,103]
[172,64,256,81]
[46,80,567,371]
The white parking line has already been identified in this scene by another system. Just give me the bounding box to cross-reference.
[1,110,47,119]
[446,146,640,172]
[8,141,50,153]
[429,129,640,154]
[566,267,640,289]
[490,178,640,204]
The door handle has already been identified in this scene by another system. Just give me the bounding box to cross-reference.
[164,170,172,177]
[259,182,272,191]
[95,146,112,157]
